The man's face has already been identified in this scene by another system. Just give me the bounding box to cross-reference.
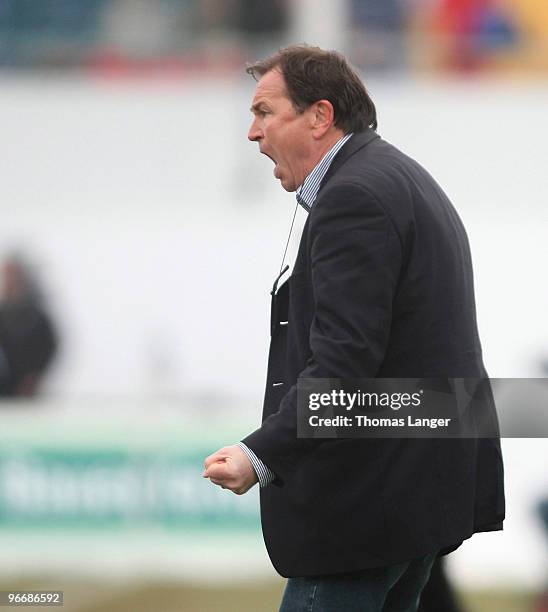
[248,69,313,192]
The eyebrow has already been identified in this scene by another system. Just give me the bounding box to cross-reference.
[250,101,269,114]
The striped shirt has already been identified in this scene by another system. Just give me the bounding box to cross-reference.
[237,442,275,487]
[240,132,354,488]
[296,132,353,210]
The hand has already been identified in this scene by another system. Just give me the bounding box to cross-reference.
[203,445,258,495]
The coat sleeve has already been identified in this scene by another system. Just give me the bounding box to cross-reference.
[242,182,403,483]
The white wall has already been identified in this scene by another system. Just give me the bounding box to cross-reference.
[2,76,546,399]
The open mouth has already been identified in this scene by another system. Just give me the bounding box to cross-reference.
[261,150,280,178]
[261,150,275,164]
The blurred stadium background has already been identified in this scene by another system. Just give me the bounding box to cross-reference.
[0,1,547,610]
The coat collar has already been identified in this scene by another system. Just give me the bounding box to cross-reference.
[317,128,380,193]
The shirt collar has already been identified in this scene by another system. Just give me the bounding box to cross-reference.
[296,133,353,211]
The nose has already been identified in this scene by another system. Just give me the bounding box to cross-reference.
[248,118,262,142]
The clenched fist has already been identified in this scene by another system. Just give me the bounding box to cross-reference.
[203,445,258,495]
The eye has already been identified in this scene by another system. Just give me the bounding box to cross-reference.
[251,106,271,118]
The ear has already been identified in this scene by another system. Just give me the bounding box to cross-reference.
[311,99,335,139]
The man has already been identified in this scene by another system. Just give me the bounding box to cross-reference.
[0,255,58,397]
[203,45,504,611]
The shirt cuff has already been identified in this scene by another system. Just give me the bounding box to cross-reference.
[237,442,276,488]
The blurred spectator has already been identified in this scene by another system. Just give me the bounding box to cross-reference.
[0,0,547,74]
[233,0,289,57]
[0,255,58,398]
[351,0,409,71]
[430,0,518,72]
[235,0,288,36]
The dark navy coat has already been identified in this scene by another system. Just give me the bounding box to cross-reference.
[242,129,505,578]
